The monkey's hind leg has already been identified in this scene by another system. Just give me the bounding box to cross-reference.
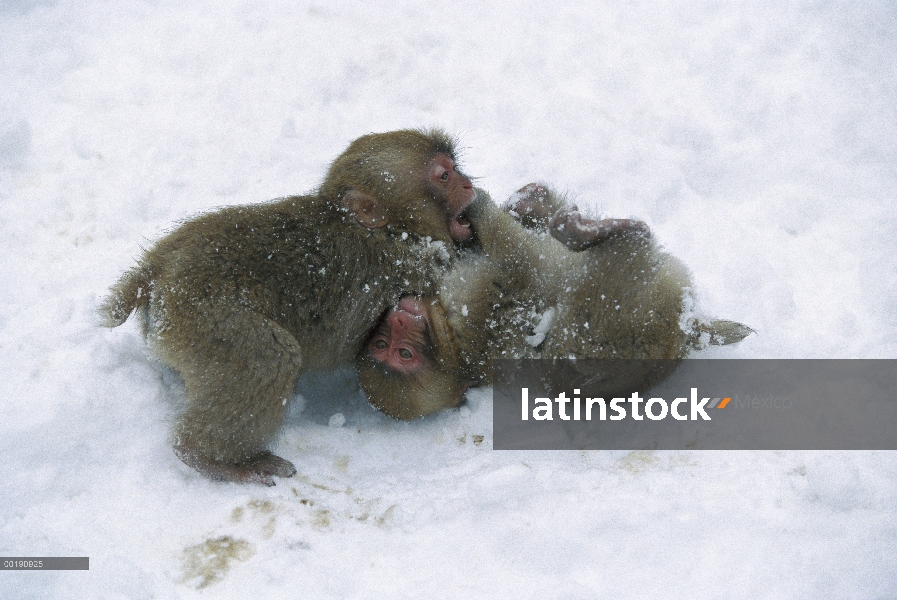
[550,206,650,251]
[162,306,303,486]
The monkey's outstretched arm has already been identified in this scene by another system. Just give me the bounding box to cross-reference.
[439,191,550,352]
[467,189,545,268]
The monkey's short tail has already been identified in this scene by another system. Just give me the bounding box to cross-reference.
[690,319,754,348]
[98,264,153,328]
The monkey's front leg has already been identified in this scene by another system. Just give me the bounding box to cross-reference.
[467,189,542,258]
[163,305,303,486]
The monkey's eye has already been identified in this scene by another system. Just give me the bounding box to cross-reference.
[373,340,388,351]
[439,171,449,181]
[398,348,413,360]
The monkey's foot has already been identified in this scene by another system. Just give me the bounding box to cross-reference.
[549,206,650,251]
[240,451,298,485]
[175,446,297,487]
[503,183,554,229]
[691,320,755,348]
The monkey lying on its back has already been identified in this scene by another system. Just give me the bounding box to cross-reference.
[101,129,475,485]
[356,185,751,420]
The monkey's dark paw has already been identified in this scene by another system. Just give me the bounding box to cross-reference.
[503,183,554,229]
[237,451,297,486]
[175,446,296,486]
[549,206,650,251]
[701,320,755,347]
[244,451,297,478]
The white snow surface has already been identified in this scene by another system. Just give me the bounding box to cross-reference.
[2,1,896,597]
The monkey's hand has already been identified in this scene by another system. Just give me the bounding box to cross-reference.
[549,205,650,251]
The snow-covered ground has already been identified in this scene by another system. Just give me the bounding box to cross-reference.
[2,1,896,597]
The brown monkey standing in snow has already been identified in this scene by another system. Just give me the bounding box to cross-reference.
[101,129,475,485]
[357,185,751,420]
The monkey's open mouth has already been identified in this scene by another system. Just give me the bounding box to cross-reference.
[450,209,472,241]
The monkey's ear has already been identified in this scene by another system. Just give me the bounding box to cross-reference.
[344,190,389,229]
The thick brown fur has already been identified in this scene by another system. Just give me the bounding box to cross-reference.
[357,186,751,420]
[100,128,474,485]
